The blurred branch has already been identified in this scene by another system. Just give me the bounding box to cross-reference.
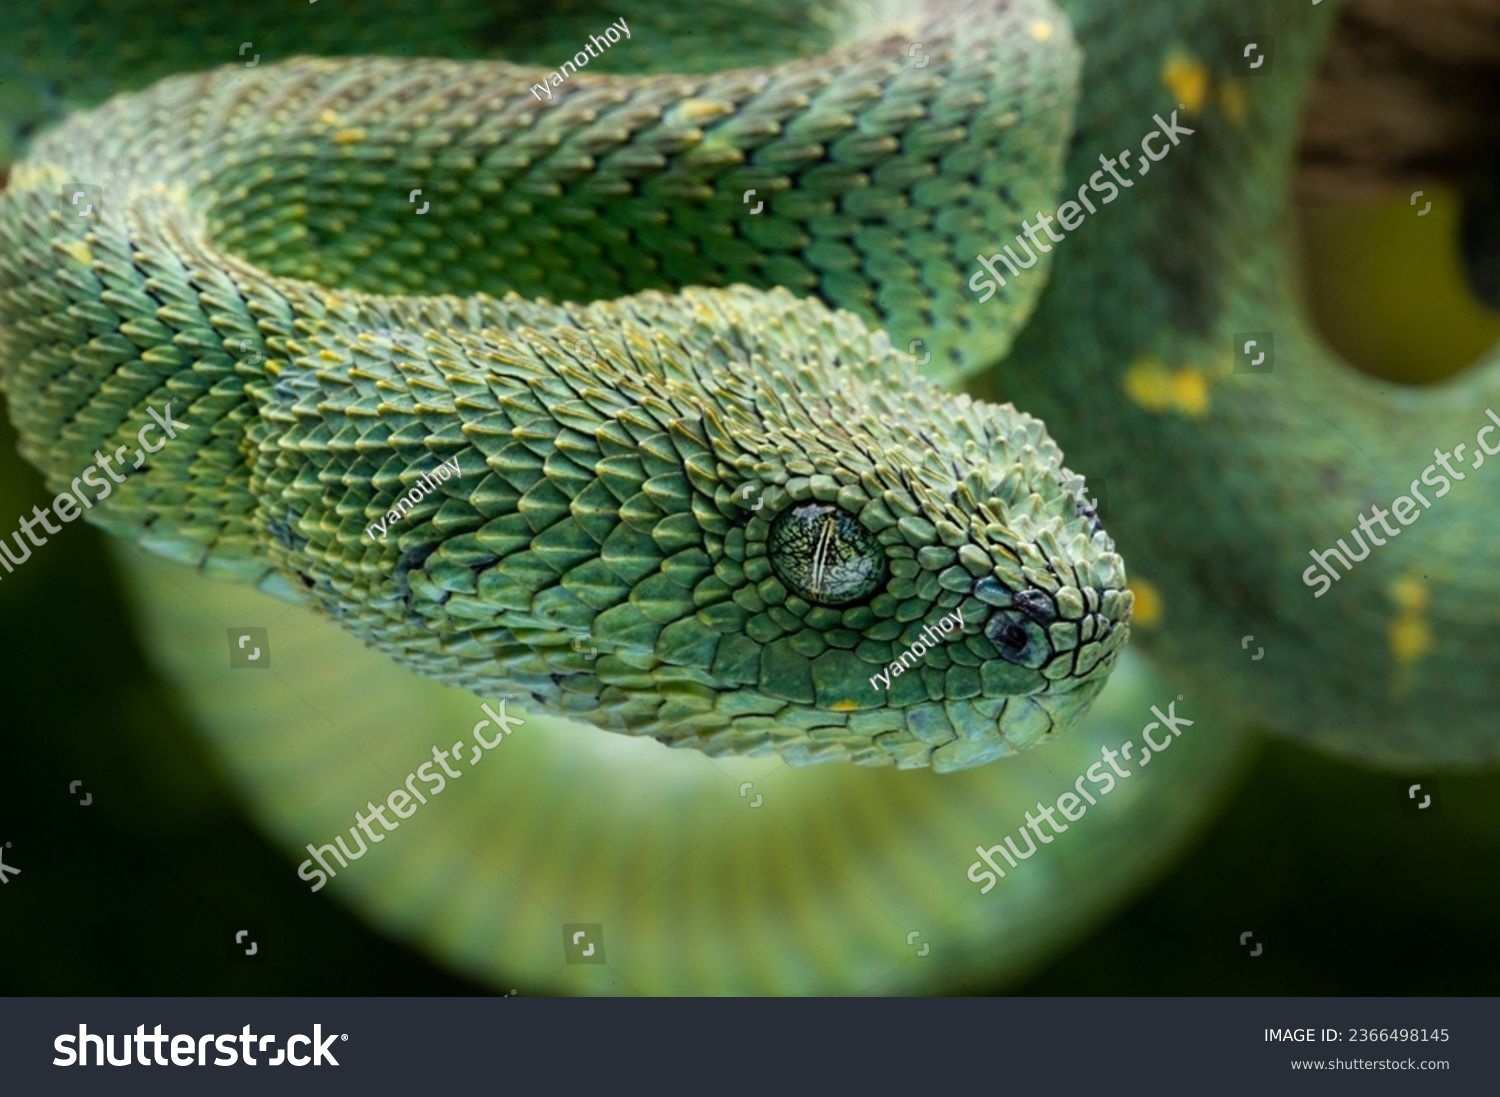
[1300,0,1500,199]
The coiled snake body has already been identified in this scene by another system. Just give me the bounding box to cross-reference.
[1,0,1495,994]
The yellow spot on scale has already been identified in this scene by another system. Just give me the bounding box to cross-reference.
[60,240,92,264]
[1387,576,1433,694]
[1123,359,1172,409]
[1390,575,1428,613]
[1219,82,1249,126]
[674,98,734,124]
[1389,616,1432,666]
[1126,577,1162,627]
[332,128,366,145]
[318,109,341,126]
[1170,370,1209,416]
[829,700,860,713]
[1162,53,1209,115]
[318,349,344,363]
[1029,20,1055,43]
[1123,359,1210,418]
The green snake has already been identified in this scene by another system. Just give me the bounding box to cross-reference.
[0,0,1494,993]
[0,0,1129,771]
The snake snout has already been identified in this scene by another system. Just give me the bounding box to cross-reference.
[978,577,1130,688]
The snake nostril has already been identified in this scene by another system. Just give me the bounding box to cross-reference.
[995,622,1029,655]
[984,608,1050,668]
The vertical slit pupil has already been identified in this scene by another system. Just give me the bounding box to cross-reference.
[766,503,886,607]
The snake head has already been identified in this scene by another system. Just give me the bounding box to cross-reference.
[726,409,1131,772]
[279,287,1126,774]
[663,290,1133,771]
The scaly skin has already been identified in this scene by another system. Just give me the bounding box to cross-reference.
[1,0,1494,995]
[0,3,1223,998]
[0,3,1130,770]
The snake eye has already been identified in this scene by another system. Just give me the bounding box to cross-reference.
[766,503,886,607]
[985,608,1051,668]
